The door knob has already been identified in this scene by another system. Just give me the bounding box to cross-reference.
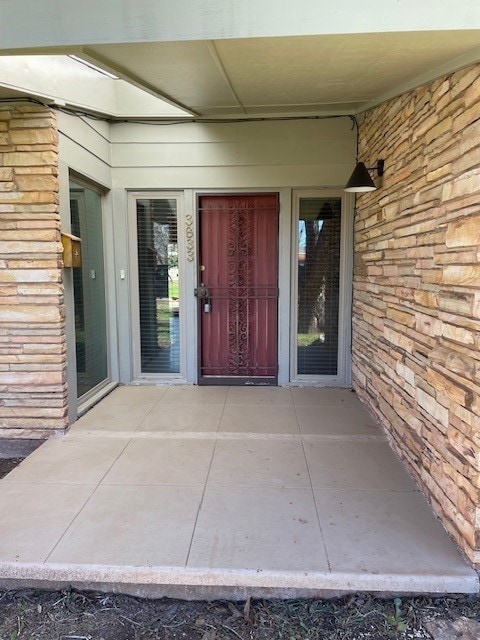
[194,284,209,298]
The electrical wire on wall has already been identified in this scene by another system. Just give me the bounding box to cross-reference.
[0,96,358,132]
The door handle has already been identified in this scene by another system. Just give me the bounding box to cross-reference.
[194,284,212,312]
[194,284,209,299]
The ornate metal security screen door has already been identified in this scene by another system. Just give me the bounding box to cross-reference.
[198,194,279,385]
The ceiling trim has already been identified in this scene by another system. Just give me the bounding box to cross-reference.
[206,41,246,115]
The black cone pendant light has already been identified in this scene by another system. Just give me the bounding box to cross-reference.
[344,159,385,193]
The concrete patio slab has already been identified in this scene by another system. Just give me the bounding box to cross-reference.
[141,403,225,431]
[208,438,310,488]
[304,440,416,490]
[0,385,477,599]
[188,485,329,571]
[3,436,129,485]
[102,438,215,485]
[219,404,300,434]
[296,404,379,435]
[48,484,204,567]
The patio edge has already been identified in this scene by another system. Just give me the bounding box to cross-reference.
[0,562,477,600]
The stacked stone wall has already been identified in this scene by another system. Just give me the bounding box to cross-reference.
[353,64,480,565]
[0,104,67,438]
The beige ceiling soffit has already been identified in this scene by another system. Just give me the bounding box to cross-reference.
[80,47,197,116]
[207,41,246,115]
[358,44,480,114]
[0,46,72,55]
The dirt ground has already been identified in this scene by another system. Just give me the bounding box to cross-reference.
[0,452,478,640]
[0,458,24,479]
[0,590,478,640]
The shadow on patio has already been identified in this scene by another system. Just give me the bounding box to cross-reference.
[0,386,477,598]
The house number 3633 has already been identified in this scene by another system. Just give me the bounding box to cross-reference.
[185,214,195,262]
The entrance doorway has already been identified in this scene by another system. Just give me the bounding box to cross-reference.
[198,194,279,385]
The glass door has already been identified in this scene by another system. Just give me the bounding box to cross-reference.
[70,180,108,399]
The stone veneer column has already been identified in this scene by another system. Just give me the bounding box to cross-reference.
[352,63,480,566]
[0,104,67,437]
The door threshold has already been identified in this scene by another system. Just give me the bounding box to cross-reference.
[198,376,277,386]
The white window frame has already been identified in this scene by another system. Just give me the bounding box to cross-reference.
[68,173,116,413]
[290,189,353,386]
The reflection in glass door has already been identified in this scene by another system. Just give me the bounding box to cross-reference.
[70,180,108,398]
[136,198,180,374]
[296,196,342,376]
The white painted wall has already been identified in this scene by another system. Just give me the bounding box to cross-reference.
[57,111,119,418]
[111,118,356,189]
[1,0,479,49]
[58,112,112,188]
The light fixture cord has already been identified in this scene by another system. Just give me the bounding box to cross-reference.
[349,115,360,162]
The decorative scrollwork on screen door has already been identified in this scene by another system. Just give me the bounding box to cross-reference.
[227,199,255,375]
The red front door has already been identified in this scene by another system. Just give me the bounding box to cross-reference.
[198,194,279,385]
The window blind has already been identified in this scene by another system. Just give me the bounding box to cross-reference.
[136,199,180,374]
[297,197,341,376]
